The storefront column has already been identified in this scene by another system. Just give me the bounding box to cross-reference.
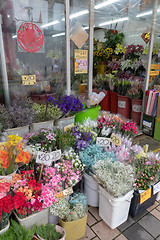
[88,0,94,98]
[65,0,71,96]
[0,15,10,107]
[140,0,158,128]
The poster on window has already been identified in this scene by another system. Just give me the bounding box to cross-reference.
[74,49,88,74]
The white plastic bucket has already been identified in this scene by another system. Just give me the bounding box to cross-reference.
[99,185,133,229]
[84,173,99,207]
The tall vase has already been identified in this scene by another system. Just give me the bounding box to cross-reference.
[110,92,118,114]
[100,90,110,111]
[131,99,142,125]
[118,95,131,119]
[97,62,107,74]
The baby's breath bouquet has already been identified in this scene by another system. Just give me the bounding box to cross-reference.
[63,149,85,172]
[93,159,135,197]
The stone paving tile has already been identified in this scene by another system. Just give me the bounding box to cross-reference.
[156,235,160,240]
[79,225,96,240]
[157,206,160,211]
[117,216,135,232]
[147,201,159,212]
[150,209,160,221]
[114,234,128,240]
[88,206,101,221]
[138,213,160,238]
[92,237,100,240]
[131,210,149,221]
[92,221,120,240]
[87,212,97,226]
[123,222,154,240]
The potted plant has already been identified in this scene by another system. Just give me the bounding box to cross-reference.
[103,30,124,52]
[129,153,160,218]
[50,193,87,240]
[93,48,113,74]
[48,95,84,129]
[79,144,107,207]
[127,77,144,125]
[0,179,14,234]
[0,135,30,181]
[93,159,134,229]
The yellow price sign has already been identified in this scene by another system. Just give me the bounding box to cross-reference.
[110,133,122,146]
[140,188,151,204]
[22,75,36,85]
[150,71,159,76]
[150,64,160,69]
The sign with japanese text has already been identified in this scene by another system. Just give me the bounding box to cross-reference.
[22,75,36,85]
[140,188,151,204]
[74,49,88,74]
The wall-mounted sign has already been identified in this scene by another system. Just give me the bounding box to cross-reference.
[17,22,44,53]
[22,75,36,85]
[141,32,150,44]
[74,49,88,74]
[150,71,159,76]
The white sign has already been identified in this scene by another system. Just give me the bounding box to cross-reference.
[36,150,61,166]
[143,120,151,128]
[118,101,126,109]
[132,104,142,113]
[96,137,110,148]
[153,181,160,195]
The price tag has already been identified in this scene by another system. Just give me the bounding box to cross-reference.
[0,142,6,151]
[110,133,122,146]
[62,187,73,197]
[140,188,151,204]
[153,181,160,195]
[22,75,36,85]
[118,101,126,109]
[132,105,142,113]
[36,150,61,166]
[96,137,110,148]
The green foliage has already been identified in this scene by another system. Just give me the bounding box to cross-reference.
[33,224,62,240]
[32,103,62,122]
[0,104,11,131]
[93,74,110,90]
[117,79,131,96]
[56,129,75,151]
[104,30,124,50]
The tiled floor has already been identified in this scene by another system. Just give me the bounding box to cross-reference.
[79,134,160,240]
[80,200,160,240]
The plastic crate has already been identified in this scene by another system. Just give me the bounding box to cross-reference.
[154,118,160,141]
[142,114,155,136]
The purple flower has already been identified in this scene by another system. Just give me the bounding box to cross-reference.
[77,140,88,150]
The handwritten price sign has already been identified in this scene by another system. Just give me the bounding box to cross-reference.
[140,188,151,204]
[153,181,160,195]
[36,150,61,166]
[96,137,110,148]
[110,133,122,146]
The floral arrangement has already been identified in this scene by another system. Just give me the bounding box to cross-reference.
[55,129,76,151]
[32,102,62,122]
[47,95,84,117]
[93,159,135,197]
[131,154,160,190]
[63,149,85,172]
[93,74,110,91]
[50,198,70,219]
[114,43,126,55]
[104,30,124,50]
[0,179,14,230]
[24,128,56,154]
[0,104,11,132]
[93,48,113,63]
[79,144,107,174]
[121,121,138,137]
[124,44,144,60]
[0,135,30,175]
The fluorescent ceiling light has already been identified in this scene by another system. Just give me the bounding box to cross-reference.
[99,17,129,27]
[62,10,89,21]
[52,32,65,38]
[136,9,160,17]
[41,20,59,28]
[83,26,89,30]
[95,0,120,9]
[12,35,17,39]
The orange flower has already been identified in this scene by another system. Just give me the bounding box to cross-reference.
[10,174,21,187]
[0,151,9,169]
[24,187,32,200]
[15,150,30,164]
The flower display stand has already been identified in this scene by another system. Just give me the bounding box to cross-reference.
[75,105,101,124]
[36,225,66,240]
[99,185,133,229]
[4,125,29,138]
[30,120,54,132]
[110,92,118,113]
[14,208,49,230]
[100,90,110,111]
[131,99,142,125]
[60,214,87,240]
[54,116,75,130]
[0,220,10,235]
[118,95,131,119]
[84,173,99,207]
[129,187,158,218]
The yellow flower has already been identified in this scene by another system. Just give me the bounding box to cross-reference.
[7,135,22,146]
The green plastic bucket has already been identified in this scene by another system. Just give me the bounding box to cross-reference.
[75,104,101,124]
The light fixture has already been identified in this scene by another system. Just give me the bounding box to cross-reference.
[99,17,129,27]
[12,35,17,39]
[136,9,160,18]
[52,32,65,38]
[41,20,59,28]
[83,26,89,30]
[62,10,89,21]
[95,0,120,9]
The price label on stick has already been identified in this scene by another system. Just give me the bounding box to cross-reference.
[110,133,122,146]
[62,187,73,197]
[153,181,160,195]
[36,150,61,166]
[96,137,110,148]
[140,188,151,204]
